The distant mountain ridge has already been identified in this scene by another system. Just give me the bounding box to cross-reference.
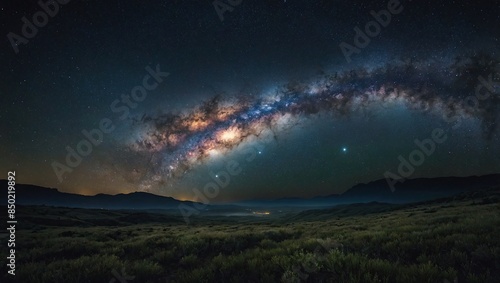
[1,174,499,209]
[1,182,200,210]
[234,174,500,207]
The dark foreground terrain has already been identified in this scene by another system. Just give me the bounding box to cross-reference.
[1,187,499,283]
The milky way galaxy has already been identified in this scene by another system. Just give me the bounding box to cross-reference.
[122,55,500,190]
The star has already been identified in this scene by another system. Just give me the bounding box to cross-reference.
[342,147,347,153]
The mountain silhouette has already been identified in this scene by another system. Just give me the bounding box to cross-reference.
[1,174,498,209]
[1,181,200,210]
[234,174,500,207]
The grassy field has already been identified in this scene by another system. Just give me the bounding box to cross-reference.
[1,188,499,283]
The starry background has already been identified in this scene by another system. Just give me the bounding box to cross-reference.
[0,0,499,202]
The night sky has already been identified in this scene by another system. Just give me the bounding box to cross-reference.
[1,0,499,202]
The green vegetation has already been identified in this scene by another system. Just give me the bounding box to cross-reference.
[1,189,499,282]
